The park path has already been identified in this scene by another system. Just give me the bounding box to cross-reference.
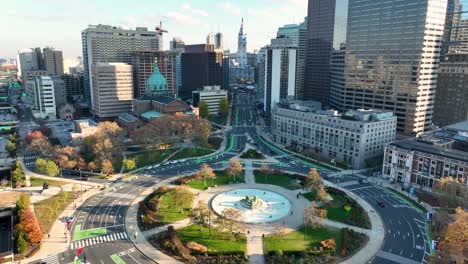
[247,234,265,264]
[244,160,255,184]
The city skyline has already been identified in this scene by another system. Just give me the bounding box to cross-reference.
[1,0,309,58]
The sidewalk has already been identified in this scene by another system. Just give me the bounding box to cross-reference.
[124,177,184,264]
[322,179,385,264]
[21,187,102,263]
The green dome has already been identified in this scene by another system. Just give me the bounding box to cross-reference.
[146,65,168,92]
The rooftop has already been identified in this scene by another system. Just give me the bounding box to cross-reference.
[118,113,140,123]
[141,111,162,119]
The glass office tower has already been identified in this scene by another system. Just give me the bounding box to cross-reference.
[304,0,349,105]
[342,0,447,134]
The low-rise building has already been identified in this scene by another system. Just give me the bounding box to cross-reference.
[192,85,227,115]
[70,119,98,144]
[272,100,397,169]
[382,121,468,189]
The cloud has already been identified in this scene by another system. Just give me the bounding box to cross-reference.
[181,3,209,17]
[166,11,201,25]
[217,2,241,15]
[288,0,308,8]
[247,8,274,18]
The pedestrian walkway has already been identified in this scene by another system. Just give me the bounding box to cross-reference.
[244,161,255,184]
[70,232,128,249]
[247,234,264,264]
[22,187,101,264]
[38,254,59,264]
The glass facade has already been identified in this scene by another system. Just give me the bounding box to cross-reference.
[342,0,447,134]
[304,0,349,105]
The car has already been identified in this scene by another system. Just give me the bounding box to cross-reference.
[377,201,385,208]
[67,215,75,221]
[113,178,123,183]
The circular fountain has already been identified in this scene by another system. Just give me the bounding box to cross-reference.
[211,189,291,223]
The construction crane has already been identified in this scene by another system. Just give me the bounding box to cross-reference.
[155,21,168,36]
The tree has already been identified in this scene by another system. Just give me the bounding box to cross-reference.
[172,187,194,213]
[123,159,136,172]
[199,100,210,118]
[16,194,30,212]
[6,140,16,157]
[316,185,329,202]
[304,168,322,191]
[26,130,52,155]
[53,146,84,170]
[87,161,97,172]
[216,208,245,240]
[195,163,216,187]
[219,97,229,115]
[16,233,27,254]
[35,158,48,175]
[19,208,42,244]
[226,159,243,182]
[100,159,114,174]
[436,207,468,264]
[11,161,25,188]
[190,201,212,231]
[45,160,60,177]
[303,202,327,239]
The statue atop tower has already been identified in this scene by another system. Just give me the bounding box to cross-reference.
[237,18,247,67]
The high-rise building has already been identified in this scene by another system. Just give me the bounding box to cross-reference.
[61,73,84,100]
[237,19,248,67]
[17,47,63,77]
[304,0,349,105]
[42,48,64,75]
[295,18,308,100]
[262,38,297,113]
[130,50,178,98]
[342,0,447,134]
[181,44,223,99]
[81,25,160,107]
[170,37,185,51]
[206,32,215,46]
[277,24,300,47]
[91,63,133,119]
[433,53,468,127]
[443,0,464,54]
[27,76,60,119]
[329,44,346,111]
[215,33,224,51]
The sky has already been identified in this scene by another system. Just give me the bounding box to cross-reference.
[1,0,308,59]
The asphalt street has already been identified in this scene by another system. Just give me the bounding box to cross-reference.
[33,90,430,264]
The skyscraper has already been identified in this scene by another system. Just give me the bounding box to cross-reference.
[206,32,215,46]
[342,0,447,134]
[295,18,308,100]
[17,47,63,77]
[303,0,348,105]
[237,19,247,67]
[91,63,133,119]
[262,38,297,114]
[433,53,468,126]
[215,33,224,51]
[277,24,300,47]
[181,44,223,99]
[81,25,160,108]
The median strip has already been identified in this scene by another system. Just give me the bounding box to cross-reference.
[111,254,126,264]
[73,224,107,241]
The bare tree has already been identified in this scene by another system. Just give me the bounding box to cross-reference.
[304,168,322,191]
[303,201,327,239]
[195,163,216,187]
[226,159,243,182]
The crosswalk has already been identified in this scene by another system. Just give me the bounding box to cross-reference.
[70,232,128,249]
[40,254,59,264]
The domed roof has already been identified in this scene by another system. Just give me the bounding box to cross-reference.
[146,64,168,92]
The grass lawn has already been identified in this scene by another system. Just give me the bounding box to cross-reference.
[111,154,123,173]
[156,189,194,223]
[325,193,353,223]
[207,114,228,126]
[254,170,302,190]
[176,224,247,255]
[30,177,68,187]
[186,170,244,190]
[168,148,214,161]
[35,191,74,234]
[303,191,317,201]
[127,148,178,169]
[263,227,342,254]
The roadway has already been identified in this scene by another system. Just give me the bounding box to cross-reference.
[34,90,429,264]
